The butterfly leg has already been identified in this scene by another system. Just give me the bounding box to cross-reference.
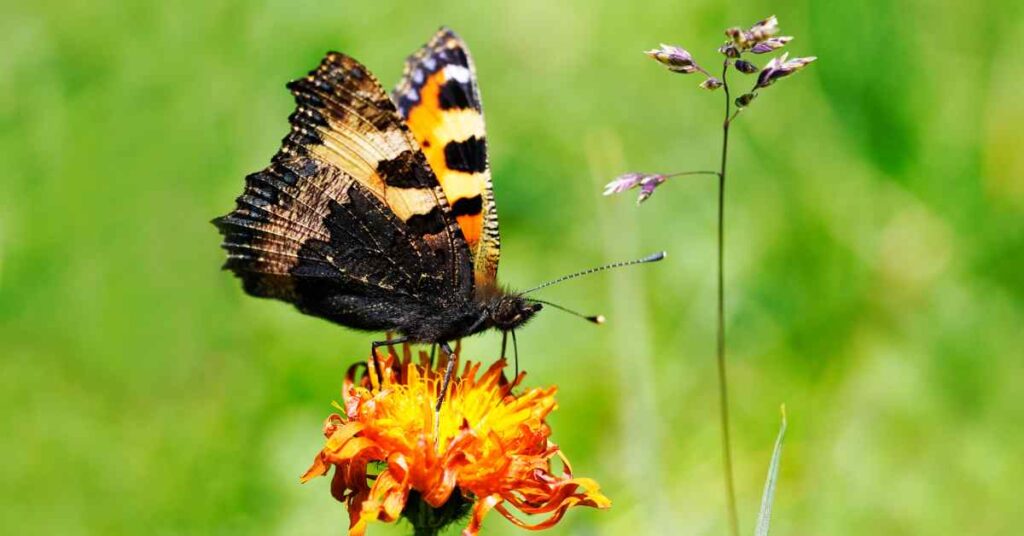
[432,341,457,443]
[435,341,456,412]
[370,336,409,385]
[511,330,520,380]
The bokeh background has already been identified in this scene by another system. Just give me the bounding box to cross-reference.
[3,0,1023,534]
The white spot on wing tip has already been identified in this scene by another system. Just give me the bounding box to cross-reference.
[444,65,471,84]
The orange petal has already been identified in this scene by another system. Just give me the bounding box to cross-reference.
[342,457,371,491]
[421,464,459,507]
[346,488,370,529]
[347,519,367,536]
[300,453,330,483]
[334,436,381,462]
[369,470,409,522]
[493,484,610,532]
[463,494,501,536]
[325,421,365,452]
[331,466,354,503]
[504,476,610,514]
[350,499,381,536]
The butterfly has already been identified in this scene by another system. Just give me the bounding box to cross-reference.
[213,27,662,397]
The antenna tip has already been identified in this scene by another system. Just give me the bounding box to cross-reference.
[588,314,606,325]
[643,251,667,262]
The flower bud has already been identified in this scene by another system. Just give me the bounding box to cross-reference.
[718,43,741,58]
[700,77,723,90]
[725,27,749,49]
[734,60,758,74]
[644,44,702,74]
[735,93,757,107]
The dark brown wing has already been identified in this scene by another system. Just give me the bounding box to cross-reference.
[213,52,473,331]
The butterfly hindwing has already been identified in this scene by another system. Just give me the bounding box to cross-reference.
[393,28,501,289]
[214,52,474,330]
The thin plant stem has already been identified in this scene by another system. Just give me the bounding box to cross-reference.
[665,170,720,178]
[717,59,740,536]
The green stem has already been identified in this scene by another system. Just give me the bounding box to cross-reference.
[718,60,740,536]
[665,170,720,178]
[403,490,470,536]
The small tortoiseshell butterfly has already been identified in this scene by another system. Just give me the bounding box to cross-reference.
[213,28,662,383]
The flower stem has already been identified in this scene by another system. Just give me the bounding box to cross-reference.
[665,170,720,178]
[718,60,740,536]
[403,490,470,536]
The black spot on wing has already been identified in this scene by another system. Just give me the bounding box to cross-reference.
[283,126,322,147]
[443,136,487,173]
[450,195,483,217]
[448,46,470,68]
[289,107,328,128]
[292,87,325,109]
[404,206,447,236]
[376,150,437,188]
[438,79,477,110]
[270,161,300,186]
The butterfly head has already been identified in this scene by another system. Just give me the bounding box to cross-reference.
[487,294,543,332]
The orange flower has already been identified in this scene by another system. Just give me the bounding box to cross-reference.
[301,344,610,535]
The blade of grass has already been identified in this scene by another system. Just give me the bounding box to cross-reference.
[754,404,788,536]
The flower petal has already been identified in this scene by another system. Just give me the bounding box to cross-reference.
[300,454,331,483]
[375,470,410,521]
[464,494,501,536]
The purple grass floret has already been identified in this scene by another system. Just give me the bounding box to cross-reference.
[755,53,817,89]
[751,36,793,54]
[644,44,707,75]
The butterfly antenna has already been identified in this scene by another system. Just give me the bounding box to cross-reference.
[524,298,605,325]
[520,251,666,295]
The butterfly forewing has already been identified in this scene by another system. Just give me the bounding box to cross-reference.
[393,27,501,289]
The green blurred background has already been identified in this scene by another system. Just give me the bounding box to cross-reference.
[3,0,1023,534]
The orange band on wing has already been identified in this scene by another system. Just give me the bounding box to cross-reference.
[407,72,487,250]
